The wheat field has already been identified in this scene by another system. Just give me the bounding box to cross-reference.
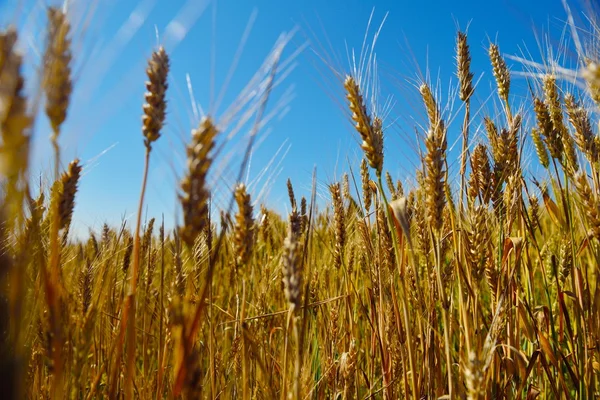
[2,2,600,399]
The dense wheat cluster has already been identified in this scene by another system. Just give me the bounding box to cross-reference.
[3,3,600,400]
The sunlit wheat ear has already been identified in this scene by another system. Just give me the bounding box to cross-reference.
[565,93,597,162]
[583,61,600,105]
[142,47,169,150]
[179,117,218,248]
[420,83,446,232]
[330,182,345,269]
[574,171,600,239]
[562,129,579,173]
[0,28,31,221]
[531,128,550,169]
[468,144,492,204]
[344,75,383,175]
[395,180,403,197]
[484,116,498,150]
[486,116,515,182]
[465,205,490,284]
[444,180,456,214]
[488,43,510,104]
[420,83,445,142]
[360,158,372,213]
[233,183,254,268]
[503,173,521,230]
[142,217,155,255]
[372,116,384,167]
[457,30,474,183]
[385,171,395,199]
[282,216,302,311]
[456,31,474,102]
[558,239,573,285]
[342,173,350,200]
[542,74,578,172]
[487,112,520,185]
[533,97,563,160]
[259,205,273,248]
[283,176,302,235]
[57,158,82,235]
[543,75,567,136]
[44,7,72,137]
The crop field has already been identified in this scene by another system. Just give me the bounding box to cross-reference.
[1,1,600,399]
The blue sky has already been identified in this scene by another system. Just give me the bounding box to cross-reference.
[1,0,581,236]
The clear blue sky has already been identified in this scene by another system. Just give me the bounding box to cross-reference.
[2,0,580,236]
